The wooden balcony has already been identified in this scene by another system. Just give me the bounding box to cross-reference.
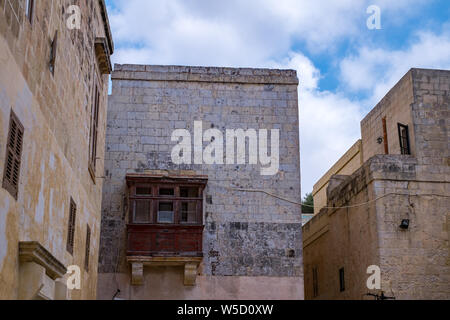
[127,224,204,257]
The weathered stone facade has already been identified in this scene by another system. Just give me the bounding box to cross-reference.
[303,68,450,300]
[313,140,363,214]
[0,0,113,299]
[97,65,303,300]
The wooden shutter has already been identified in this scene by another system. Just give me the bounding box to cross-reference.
[398,123,411,155]
[382,117,389,154]
[89,83,100,179]
[49,31,58,74]
[84,225,91,271]
[66,198,76,255]
[26,0,34,23]
[312,267,318,298]
[2,111,24,199]
[339,268,345,292]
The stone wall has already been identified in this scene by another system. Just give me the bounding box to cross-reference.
[374,68,450,299]
[304,157,381,300]
[0,0,113,299]
[98,64,303,300]
[303,68,450,300]
[312,139,363,214]
[361,71,416,162]
[410,68,450,179]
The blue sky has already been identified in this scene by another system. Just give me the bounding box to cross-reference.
[105,0,450,197]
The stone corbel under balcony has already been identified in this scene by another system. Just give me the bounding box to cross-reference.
[18,241,68,300]
[127,257,203,287]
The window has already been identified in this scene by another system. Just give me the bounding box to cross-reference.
[49,31,58,75]
[84,225,91,271]
[339,268,345,292]
[398,123,411,155]
[66,198,76,255]
[127,181,205,225]
[382,117,389,154]
[88,81,100,181]
[312,267,319,298]
[2,110,24,199]
[159,188,175,196]
[133,200,152,223]
[25,0,34,23]
[158,202,174,223]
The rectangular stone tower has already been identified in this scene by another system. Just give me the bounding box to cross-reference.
[97,64,303,299]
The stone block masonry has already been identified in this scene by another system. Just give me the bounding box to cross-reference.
[303,68,450,300]
[98,64,303,300]
[0,0,113,299]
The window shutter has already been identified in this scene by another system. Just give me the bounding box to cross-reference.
[339,268,345,292]
[89,83,100,179]
[26,0,34,23]
[49,31,58,74]
[312,267,319,298]
[85,225,91,271]
[67,199,76,255]
[2,111,24,199]
[398,123,411,155]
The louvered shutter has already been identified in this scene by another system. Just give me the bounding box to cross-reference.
[2,111,24,199]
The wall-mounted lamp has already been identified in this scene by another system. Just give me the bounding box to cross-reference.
[399,219,410,230]
[377,137,383,144]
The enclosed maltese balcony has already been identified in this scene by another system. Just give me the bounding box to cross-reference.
[125,174,207,286]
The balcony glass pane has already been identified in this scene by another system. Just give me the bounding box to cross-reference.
[180,187,198,198]
[133,200,151,223]
[159,188,174,196]
[136,186,152,195]
[181,202,197,223]
[158,202,174,223]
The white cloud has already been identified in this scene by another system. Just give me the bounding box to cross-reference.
[340,29,450,106]
[107,0,426,65]
[270,53,363,196]
[105,0,442,197]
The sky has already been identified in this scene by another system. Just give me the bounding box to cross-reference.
[105,0,450,198]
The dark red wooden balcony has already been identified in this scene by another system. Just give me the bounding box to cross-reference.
[127,224,204,257]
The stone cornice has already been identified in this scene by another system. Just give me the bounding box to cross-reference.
[112,64,299,85]
[95,37,112,74]
[98,0,114,54]
[19,242,67,280]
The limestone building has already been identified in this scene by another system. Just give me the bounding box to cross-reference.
[312,140,363,215]
[97,64,303,299]
[0,0,113,299]
[303,68,450,300]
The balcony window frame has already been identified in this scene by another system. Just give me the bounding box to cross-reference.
[126,177,206,226]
